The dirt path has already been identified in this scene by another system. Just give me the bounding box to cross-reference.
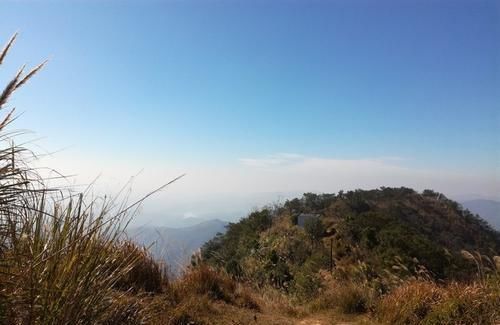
[296,313,369,325]
[298,318,326,325]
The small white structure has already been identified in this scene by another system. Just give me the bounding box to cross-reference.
[297,213,320,227]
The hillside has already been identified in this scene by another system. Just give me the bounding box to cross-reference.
[202,188,499,285]
[128,219,227,275]
[193,188,500,324]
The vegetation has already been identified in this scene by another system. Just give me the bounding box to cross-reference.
[1,33,499,324]
[376,278,500,324]
[0,34,168,324]
[202,188,499,290]
[201,189,500,323]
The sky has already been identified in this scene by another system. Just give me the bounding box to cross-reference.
[1,0,499,226]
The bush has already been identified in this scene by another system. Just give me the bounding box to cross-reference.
[304,216,325,242]
[291,272,321,300]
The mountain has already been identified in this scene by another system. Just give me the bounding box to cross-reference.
[461,199,500,230]
[128,219,228,275]
[202,188,500,285]
[128,189,500,322]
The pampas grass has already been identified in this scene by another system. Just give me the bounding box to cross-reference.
[0,33,170,324]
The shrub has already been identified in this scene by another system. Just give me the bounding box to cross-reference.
[304,216,325,242]
[291,271,321,300]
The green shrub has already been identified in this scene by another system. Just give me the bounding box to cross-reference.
[291,271,321,300]
[304,217,325,242]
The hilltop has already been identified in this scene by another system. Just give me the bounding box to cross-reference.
[190,188,500,324]
[202,188,499,284]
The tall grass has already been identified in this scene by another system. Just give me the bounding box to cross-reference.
[0,34,169,324]
[376,279,500,325]
[2,195,138,323]
[376,251,500,324]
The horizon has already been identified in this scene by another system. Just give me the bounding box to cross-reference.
[1,0,499,226]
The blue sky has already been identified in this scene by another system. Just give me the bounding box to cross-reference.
[1,0,499,224]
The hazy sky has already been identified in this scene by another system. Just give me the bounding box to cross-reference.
[1,0,499,225]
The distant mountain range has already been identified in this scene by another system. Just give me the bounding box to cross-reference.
[127,219,228,275]
[461,199,500,230]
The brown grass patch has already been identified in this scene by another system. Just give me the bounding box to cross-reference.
[376,279,500,325]
[175,264,260,310]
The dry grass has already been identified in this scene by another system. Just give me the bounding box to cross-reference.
[163,295,215,325]
[99,292,149,325]
[308,280,373,315]
[376,280,443,324]
[376,279,500,325]
[423,281,500,325]
[140,265,262,324]
[259,284,306,318]
[113,240,169,293]
[175,264,259,310]
[0,33,168,324]
[0,190,163,324]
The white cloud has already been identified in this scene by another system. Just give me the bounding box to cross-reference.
[34,150,500,226]
[239,153,305,167]
[182,212,197,219]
